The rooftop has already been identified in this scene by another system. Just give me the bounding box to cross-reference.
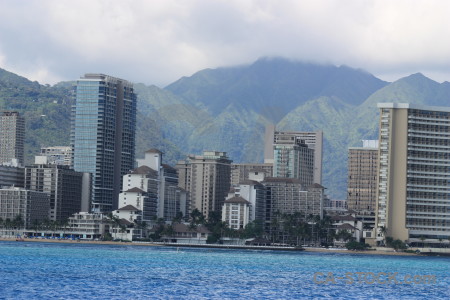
[224,196,250,205]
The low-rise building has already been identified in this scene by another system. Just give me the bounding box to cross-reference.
[0,187,49,229]
[331,213,363,244]
[0,165,24,188]
[159,223,212,244]
[222,196,251,229]
[67,212,107,240]
[110,205,142,241]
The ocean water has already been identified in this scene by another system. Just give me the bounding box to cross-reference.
[0,242,448,299]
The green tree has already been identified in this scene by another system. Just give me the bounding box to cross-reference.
[270,210,282,243]
[134,220,148,239]
[379,226,388,246]
[162,224,175,240]
[190,209,205,225]
[337,229,353,242]
[345,241,370,250]
[243,220,264,239]
[172,211,183,224]
[12,215,24,229]
[31,219,41,236]
[4,218,12,230]
[391,239,407,251]
[385,236,394,247]
[419,236,426,248]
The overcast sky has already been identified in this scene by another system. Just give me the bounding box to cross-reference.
[0,0,449,87]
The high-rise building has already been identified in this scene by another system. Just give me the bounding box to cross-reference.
[176,151,232,219]
[263,178,324,221]
[371,103,450,246]
[0,187,49,229]
[0,111,25,166]
[25,156,86,221]
[273,141,314,186]
[265,126,323,184]
[72,74,137,213]
[347,140,378,215]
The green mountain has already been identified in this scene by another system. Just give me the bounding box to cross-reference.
[166,57,388,121]
[1,59,449,200]
[0,68,74,161]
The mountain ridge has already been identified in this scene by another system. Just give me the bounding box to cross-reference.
[1,58,449,200]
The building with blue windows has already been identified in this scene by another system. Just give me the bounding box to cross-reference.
[72,74,136,213]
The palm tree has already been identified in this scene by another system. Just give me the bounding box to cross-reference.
[104,212,121,239]
[12,215,24,230]
[317,215,333,246]
[190,209,205,225]
[172,211,183,224]
[162,224,176,243]
[60,219,69,238]
[270,210,281,243]
[379,226,387,246]
[4,218,12,231]
[419,236,426,248]
[119,224,128,241]
[134,220,148,239]
[31,219,41,237]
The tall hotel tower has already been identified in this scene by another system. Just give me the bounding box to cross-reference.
[176,151,232,219]
[372,103,450,245]
[0,111,25,166]
[72,74,137,213]
[265,125,323,185]
[347,140,378,215]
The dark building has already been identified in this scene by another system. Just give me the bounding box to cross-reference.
[25,161,85,221]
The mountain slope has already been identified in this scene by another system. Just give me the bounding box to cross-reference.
[0,68,74,162]
[278,96,354,197]
[166,57,388,122]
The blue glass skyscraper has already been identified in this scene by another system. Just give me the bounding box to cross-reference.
[72,74,136,213]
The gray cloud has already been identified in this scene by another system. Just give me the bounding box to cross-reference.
[0,0,449,86]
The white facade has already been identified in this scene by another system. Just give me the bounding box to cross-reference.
[111,205,142,241]
[68,212,106,239]
[222,197,251,230]
[119,149,185,222]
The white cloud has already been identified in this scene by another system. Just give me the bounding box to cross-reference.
[0,0,449,85]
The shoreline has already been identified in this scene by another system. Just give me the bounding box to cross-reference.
[0,237,430,256]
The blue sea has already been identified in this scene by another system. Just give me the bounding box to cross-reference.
[0,241,448,299]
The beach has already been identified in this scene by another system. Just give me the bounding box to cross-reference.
[0,237,424,256]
